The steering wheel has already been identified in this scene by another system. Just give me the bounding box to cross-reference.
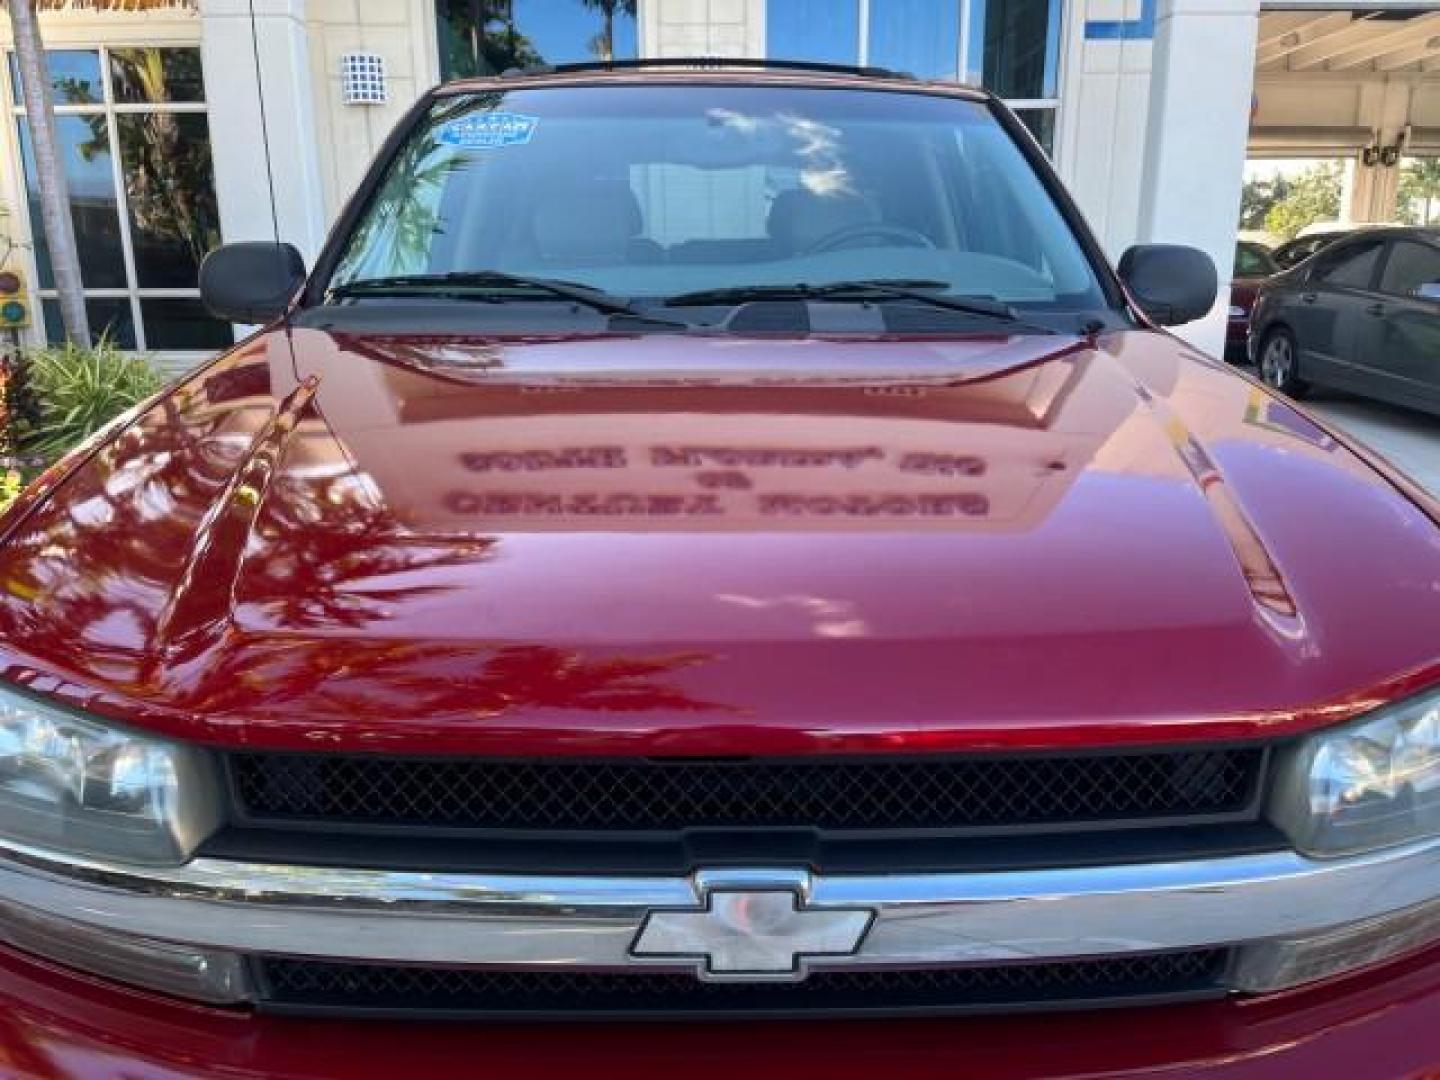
[805,223,937,255]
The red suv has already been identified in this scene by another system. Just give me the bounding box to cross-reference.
[1,62,1438,1079]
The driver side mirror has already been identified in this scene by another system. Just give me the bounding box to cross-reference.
[200,242,306,324]
[1117,244,1218,327]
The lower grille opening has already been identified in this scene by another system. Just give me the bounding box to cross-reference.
[255,950,1231,1018]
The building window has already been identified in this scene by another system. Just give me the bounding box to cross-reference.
[868,0,963,80]
[437,0,638,81]
[971,0,1062,101]
[766,0,860,67]
[8,46,229,351]
[766,0,1061,154]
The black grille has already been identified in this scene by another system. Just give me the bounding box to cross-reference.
[229,748,1265,833]
[256,951,1230,1017]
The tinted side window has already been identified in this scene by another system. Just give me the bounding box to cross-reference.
[1316,242,1382,289]
[1278,234,1348,270]
[1379,241,1440,299]
[1275,238,1313,269]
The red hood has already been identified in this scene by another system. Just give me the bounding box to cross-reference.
[0,328,1437,754]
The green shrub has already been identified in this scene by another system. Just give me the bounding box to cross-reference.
[16,340,164,458]
[0,357,33,515]
[0,466,27,515]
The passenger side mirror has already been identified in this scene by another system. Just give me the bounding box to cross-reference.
[200,242,307,324]
[1415,282,1440,303]
[1117,244,1218,327]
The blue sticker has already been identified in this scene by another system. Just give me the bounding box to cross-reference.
[438,112,539,149]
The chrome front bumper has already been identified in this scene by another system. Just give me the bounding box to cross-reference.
[3,832,1440,1002]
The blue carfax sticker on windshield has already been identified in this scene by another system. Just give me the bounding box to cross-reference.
[438,112,538,149]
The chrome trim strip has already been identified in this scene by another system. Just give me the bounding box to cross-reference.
[2,835,1438,972]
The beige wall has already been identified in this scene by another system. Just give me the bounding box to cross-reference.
[1056,0,1154,260]
[305,0,439,220]
[644,0,765,58]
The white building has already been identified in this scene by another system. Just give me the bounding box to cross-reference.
[0,0,1435,362]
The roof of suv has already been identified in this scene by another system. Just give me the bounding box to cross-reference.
[437,57,990,101]
[1305,226,1439,247]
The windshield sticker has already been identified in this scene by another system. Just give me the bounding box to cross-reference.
[438,112,538,150]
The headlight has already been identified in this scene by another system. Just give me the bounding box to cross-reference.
[0,685,220,865]
[1228,305,1250,321]
[1270,687,1440,857]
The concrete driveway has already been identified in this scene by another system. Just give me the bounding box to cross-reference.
[1305,392,1440,497]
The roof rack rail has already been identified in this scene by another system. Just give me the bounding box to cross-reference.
[499,57,915,81]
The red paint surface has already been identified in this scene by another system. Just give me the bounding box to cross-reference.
[3,314,1440,1075]
[1,942,1437,1078]
[1227,280,1264,352]
[0,327,1437,755]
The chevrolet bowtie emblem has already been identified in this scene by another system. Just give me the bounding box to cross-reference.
[630,885,875,982]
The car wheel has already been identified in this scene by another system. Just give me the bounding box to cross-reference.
[1258,328,1308,397]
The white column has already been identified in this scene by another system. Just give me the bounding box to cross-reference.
[1137,0,1260,356]
[201,0,328,264]
[1369,80,1414,224]
[1372,159,1403,224]
[1331,80,1414,224]
[1343,153,1403,226]
[1055,1,1159,263]
[1341,154,1366,224]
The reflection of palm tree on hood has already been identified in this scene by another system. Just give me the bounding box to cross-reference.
[0,397,498,692]
[188,642,733,721]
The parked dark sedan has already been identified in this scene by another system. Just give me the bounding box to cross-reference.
[1250,227,1440,415]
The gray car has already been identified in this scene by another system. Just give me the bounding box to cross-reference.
[1250,227,1440,416]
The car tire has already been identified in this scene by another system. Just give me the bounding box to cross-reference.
[1257,327,1308,398]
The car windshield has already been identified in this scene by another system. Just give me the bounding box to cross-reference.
[1234,242,1277,278]
[327,84,1113,330]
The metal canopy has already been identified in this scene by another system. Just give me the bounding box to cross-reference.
[1258,9,1440,75]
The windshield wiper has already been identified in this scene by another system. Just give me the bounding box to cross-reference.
[330,271,691,327]
[663,279,1055,332]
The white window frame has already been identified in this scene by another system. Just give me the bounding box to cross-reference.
[958,0,1066,150]
[762,1,1065,155]
[0,40,227,359]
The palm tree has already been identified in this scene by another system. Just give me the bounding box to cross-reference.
[581,0,637,62]
[1399,158,1440,227]
[6,0,87,343]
